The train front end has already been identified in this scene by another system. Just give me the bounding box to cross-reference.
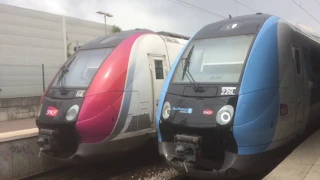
[35,29,152,161]
[157,14,281,179]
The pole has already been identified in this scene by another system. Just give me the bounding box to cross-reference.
[104,15,107,35]
[76,40,79,51]
[96,11,112,35]
[42,64,45,93]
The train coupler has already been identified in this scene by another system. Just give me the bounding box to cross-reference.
[36,129,60,156]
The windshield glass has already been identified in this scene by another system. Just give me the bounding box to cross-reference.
[52,48,113,88]
[171,34,254,84]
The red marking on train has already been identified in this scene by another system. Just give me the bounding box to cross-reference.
[280,104,288,116]
[203,109,214,115]
[77,32,153,143]
[46,106,58,117]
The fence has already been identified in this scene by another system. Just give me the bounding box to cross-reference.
[0,64,61,99]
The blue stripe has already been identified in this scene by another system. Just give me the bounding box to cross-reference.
[233,16,280,155]
[156,31,199,142]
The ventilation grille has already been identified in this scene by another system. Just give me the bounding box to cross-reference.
[162,36,182,44]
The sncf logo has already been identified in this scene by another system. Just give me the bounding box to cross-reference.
[280,104,288,116]
[46,106,58,117]
[203,109,213,115]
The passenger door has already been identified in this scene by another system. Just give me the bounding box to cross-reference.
[148,54,168,127]
[292,44,304,134]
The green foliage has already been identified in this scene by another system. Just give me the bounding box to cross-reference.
[67,42,72,58]
[112,25,122,33]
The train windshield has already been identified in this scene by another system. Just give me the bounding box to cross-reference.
[52,48,113,88]
[171,34,254,84]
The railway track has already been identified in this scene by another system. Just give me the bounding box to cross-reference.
[20,140,186,180]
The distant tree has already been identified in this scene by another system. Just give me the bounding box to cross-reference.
[112,25,122,33]
[67,42,72,58]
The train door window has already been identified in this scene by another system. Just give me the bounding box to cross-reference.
[294,49,301,75]
[154,60,164,79]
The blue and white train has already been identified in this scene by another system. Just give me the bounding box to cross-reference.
[156,13,320,179]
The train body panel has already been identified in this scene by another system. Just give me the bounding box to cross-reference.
[268,20,297,150]
[35,29,186,161]
[110,34,176,141]
[157,13,320,179]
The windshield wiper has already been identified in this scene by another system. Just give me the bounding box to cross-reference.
[57,66,69,95]
[181,45,207,93]
[181,45,194,81]
[57,56,74,95]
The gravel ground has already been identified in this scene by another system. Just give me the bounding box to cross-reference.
[26,140,188,180]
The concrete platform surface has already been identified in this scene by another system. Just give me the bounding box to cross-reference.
[264,130,320,180]
[0,118,36,133]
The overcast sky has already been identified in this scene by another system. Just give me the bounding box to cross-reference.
[1,0,320,36]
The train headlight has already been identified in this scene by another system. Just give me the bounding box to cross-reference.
[162,101,171,119]
[216,105,234,125]
[66,105,79,121]
[37,103,43,117]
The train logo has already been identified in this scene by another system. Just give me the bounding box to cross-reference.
[172,107,193,114]
[280,104,288,116]
[46,106,58,117]
[202,109,213,115]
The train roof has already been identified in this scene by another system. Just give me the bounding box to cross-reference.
[287,22,320,45]
[79,28,188,51]
[192,12,320,46]
[193,13,272,40]
[79,29,153,50]
[157,31,190,40]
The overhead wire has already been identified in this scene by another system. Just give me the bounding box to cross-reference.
[167,0,227,19]
[234,0,320,26]
[291,0,320,24]
[233,0,260,13]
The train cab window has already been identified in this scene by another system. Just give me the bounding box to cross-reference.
[51,47,114,88]
[171,34,255,83]
[154,60,164,79]
[294,49,301,74]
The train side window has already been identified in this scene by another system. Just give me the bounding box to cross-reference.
[294,48,301,75]
[154,60,164,79]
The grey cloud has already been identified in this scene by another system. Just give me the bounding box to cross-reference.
[1,0,320,36]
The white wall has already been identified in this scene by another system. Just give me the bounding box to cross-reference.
[0,3,112,98]
[65,16,113,54]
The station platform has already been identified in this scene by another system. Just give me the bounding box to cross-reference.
[0,118,36,133]
[0,118,38,142]
[264,129,320,180]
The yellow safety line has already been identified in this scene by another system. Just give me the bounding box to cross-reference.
[0,128,39,143]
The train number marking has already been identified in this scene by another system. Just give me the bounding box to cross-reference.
[76,90,85,97]
[221,87,236,96]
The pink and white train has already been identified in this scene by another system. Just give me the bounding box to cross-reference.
[35,29,187,161]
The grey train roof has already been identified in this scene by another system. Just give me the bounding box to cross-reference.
[194,13,272,40]
[157,31,190,40]
[79,29,154,50]
[79,13,273,51]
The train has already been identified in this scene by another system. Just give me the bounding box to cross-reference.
[156,13,320,179]
[35,29,187,161]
